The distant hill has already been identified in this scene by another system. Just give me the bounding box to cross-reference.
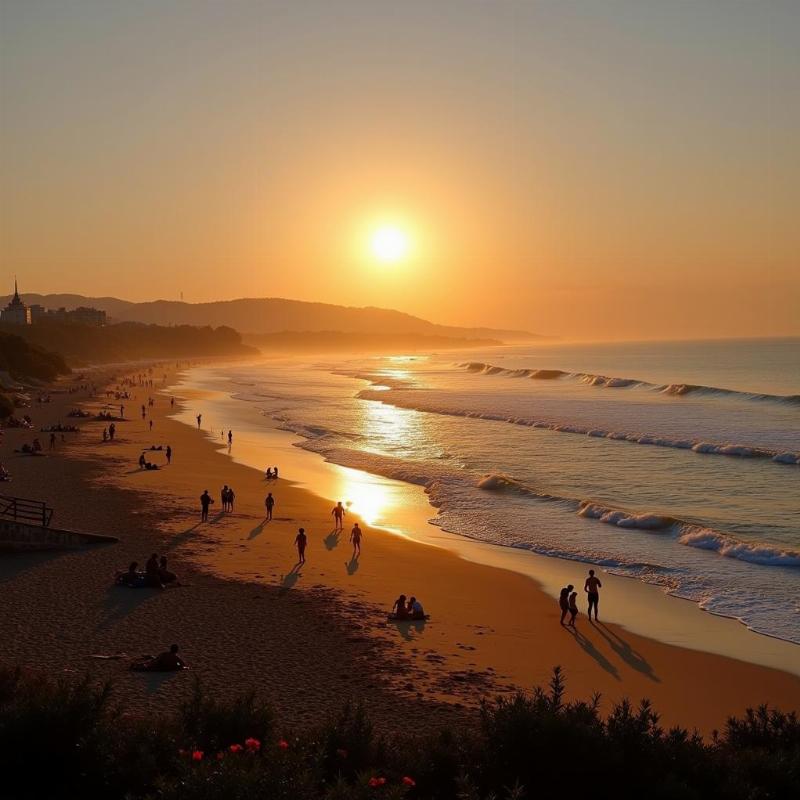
[9,293,541,341]
[245,331,502,353]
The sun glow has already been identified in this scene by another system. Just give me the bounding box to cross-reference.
[370,225,409,263]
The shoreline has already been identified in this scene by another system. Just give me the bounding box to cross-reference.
[1,359,798,736]
[172,364,800,677]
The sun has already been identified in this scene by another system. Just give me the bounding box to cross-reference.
[370,225,409,263]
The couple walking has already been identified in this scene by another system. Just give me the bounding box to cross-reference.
[559,569,602,627]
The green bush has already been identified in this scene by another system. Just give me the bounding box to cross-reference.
[0,665,796,800]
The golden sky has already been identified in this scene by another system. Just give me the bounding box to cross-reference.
[1,1,798,340]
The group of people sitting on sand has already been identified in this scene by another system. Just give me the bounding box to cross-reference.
[68,408,92,418]
[40,422,79,433]
[389,594,426,621]
[559,569,603,627]
[116,553,179,590]
[15,438,43,455]
[264,466,279,479]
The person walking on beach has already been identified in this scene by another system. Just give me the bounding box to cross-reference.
[109,423,116,441]
[568,591,579,627]
[265,492,275,520]
[166,445,172,465]
[227,486,236,512]
[331,501,346,531]
[584,569,602,621]
[227,430,233,446]
[149,419,153,431]
[559,584,574,626]
[221,485,230,512]
[196,414,202,429]
[294,528,307,564]
[350,522,363,558]
[200,489,214,521]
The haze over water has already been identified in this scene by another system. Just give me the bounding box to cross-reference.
[182,337,800,645]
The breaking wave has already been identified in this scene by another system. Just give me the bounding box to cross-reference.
[458,362,800,406]
[477,475,800,568]
[359,389,800,466]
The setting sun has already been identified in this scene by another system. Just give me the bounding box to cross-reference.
[370,226,409,263]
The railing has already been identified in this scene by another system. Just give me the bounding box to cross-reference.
[0,494,54,527]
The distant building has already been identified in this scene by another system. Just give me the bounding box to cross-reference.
[43,305,107,326]
[0,280,31,325]
[2,283,106,327]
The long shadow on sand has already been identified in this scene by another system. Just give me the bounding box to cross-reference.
[100,584,162,630]
[345,555,359,575]
[0,550,69,584]
[392,619,427,642]
[279,562,303,593]
[249,520,267,540]
[592,621,660,682]
[566,626,620,680]
[324,530,340,550]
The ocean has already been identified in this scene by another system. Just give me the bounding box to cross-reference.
[177,338,800,644]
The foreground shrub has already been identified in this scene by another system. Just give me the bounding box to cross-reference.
[0,665,797,799]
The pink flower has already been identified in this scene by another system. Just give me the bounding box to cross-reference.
[402,776,416,787]
[229,743,244,754]
[191,750,203,762]
[278,739,289,750]
[244,737,261,752]
[368,776,387,787]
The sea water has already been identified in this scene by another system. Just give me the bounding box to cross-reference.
[185,338,800,644]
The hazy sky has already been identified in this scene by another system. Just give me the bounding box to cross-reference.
[1,0,798,340]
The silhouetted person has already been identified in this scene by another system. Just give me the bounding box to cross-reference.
[568,591,579,627]
[196,414,202,429]
[559,584,574,626]
[227,430,233,445]
[132,644,185,672]
[108,423,115,441]
[392,594,409,619]
[120,404,124,417]
[331,501,346,531]
[102,428,108,442]
[584,569,602,621]
[227,486,236,512]
[166,445,172,464]
[295,528,307,563]
[149,419,153,431]
[221,485,229,511]
[159,556,177,584]
[265,492,275,520]
[273,466,279,479]
[170,397,175,408]
[350,523,362,557]
[200,489,213,521]
[265,467,273,479]
[139,453,146,469]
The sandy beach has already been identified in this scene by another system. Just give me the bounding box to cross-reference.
[1,361,799,736]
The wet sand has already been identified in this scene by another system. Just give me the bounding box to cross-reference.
[1,361,798,735]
